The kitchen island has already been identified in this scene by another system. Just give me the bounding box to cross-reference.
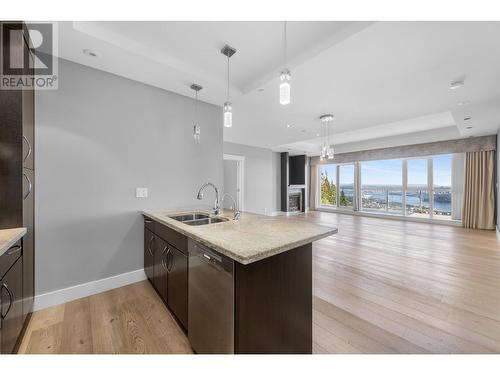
[142,208,337,354]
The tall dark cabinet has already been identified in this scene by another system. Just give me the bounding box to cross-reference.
[280,152,307,213]
[0,21,35,354]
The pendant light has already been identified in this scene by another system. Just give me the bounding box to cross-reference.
[319,114,334,160]
[221,44,237,127]
[280,21,291,105]
[190,83,202,144]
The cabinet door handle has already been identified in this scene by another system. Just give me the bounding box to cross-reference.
[144,219,153,224]
[6,245,22,256]
[148,236,154,256]
[23,135,32,163]
[161,246,169,270]
[23,172,32,200]
[1,283,13,319]
[167,249,173,272]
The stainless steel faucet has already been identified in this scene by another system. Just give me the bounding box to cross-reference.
[221,193,241,220]
[196,182,221,215]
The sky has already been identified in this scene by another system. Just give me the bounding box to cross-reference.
[320,154,452,187]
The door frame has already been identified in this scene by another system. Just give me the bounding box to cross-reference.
[223,154,245,212]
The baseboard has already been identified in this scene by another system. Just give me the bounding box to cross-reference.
[33,268,147,311]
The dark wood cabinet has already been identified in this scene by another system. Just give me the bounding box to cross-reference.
[167,246,188,329]
[144,228,155,282]
[22,167,34,315]
[22,58,34,170]
[0,88,23,230]
[234,243,312,354]
[0,21,36,353]
[153,236,169,302]
[1,258,24,354]
[143,217,188,330]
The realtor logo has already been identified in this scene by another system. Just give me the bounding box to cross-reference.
[0,22,58,90]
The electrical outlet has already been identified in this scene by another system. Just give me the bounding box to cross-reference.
[136,187,148,198]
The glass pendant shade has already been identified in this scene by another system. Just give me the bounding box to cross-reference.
[327,145,334,159]
[193,125,201,144]
[319,114,334,161]
[280,69,291,105]
[223,101,232,128]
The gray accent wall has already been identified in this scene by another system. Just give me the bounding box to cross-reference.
[223,142,280,215]
[35,59,223,295]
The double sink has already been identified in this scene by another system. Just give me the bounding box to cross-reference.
[169,212,229,226]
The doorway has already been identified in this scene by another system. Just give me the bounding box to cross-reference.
[223,154,244,212]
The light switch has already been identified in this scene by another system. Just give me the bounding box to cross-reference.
[136,187,148,198]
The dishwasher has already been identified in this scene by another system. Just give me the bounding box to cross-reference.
[188,239,234,354]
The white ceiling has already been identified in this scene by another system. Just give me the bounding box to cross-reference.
[55,21,500,155]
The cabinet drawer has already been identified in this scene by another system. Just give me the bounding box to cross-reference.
[155,223,188,255]
[143,216,155,232]
[0,240,22,279]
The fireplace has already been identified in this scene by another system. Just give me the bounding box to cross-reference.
[288,190,303,212]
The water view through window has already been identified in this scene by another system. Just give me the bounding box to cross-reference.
[339,165,354,209]
[361,159,402,214]
[319,154,454,221]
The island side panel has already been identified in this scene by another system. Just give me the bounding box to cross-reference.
[234,243,312,354]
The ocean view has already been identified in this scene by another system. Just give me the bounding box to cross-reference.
[329,185,452,215]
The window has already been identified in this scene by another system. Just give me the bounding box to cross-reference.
[361,159,403,214]
[318,153,460,222]
[319,163,355,209]
[320,164,336,207]
[433,154,452,220]
[339,165,354,209]
[406,159,430,218]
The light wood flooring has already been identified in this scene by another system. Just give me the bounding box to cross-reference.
[18,212,500,354]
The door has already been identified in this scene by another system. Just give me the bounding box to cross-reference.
[144,228,155,281]
[1,258,24,354]
[167,246,188,329]
[153,237,168,302]
[223,154,244,212]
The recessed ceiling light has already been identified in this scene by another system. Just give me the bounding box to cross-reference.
[316,133,320,137]
[465,126,473,130]
[464,117,472,121]
[450,80,464,90]
[286,124,292,128]
[457,100,471,106]
[83,49,98,57]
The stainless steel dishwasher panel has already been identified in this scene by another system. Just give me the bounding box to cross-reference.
[188,239,234,354]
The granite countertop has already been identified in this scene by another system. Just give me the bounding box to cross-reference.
[0,228,27,257]
[142,207,337,264]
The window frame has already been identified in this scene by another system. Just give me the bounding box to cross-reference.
[317,154,455,222]
[318,162,356,212]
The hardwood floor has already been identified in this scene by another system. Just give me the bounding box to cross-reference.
[17,280,193,354]
[19,212,500,354]
[306,211,500,354]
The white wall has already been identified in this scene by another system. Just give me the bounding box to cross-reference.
[35,59,223,295]
[223,142,280,215]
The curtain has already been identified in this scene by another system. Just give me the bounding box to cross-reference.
[462,150,495,230]
[309,165,318,210]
